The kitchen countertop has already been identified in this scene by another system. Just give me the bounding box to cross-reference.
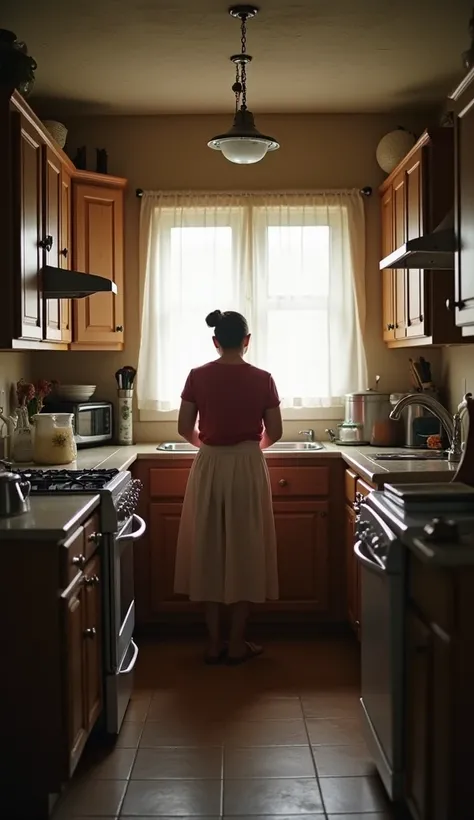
[0,494,100,541]
[12,442,459,484]
[2,442,458,541]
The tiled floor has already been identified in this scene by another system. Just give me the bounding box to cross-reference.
[53,637,405,819]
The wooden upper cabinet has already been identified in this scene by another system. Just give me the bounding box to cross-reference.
[43,147,63,342]
[72,175,126,349]
[60,166,72,343]
[450,69,474,334]
[392,170,407,340]
[379,128,462,348]
[405,150,426,340]
[14,113,44,342]
[381,187,395,342]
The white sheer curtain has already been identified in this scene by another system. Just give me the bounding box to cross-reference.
[137,190,367,413]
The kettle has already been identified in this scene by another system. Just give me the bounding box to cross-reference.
[0,470,31,517]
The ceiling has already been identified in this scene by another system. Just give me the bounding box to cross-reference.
[3,0,473,115]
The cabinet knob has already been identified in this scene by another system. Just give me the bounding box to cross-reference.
[386,323,395,330]
[72,554,86,569]
[84,574,100,587]
[39,235,53,252]
[446,298,465,311]
[60,247,68,257]
[320,510,328,518]
[83,627,97,639]
[115,325,124,333]
[278,478,287,487]
[88,531,102,546]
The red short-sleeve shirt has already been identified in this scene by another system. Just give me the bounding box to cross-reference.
[181,360,280,446]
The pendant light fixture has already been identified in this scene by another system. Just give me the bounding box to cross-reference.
[208,6,279,165]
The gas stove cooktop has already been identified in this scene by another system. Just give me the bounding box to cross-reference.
[17,467,121,493]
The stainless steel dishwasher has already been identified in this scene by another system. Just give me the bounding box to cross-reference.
[355,500,405,802]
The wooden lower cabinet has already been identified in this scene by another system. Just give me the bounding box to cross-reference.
[63,573,88,776]
[2,512,103,818]
[345,502,360,634]
[404,558,474,820]
[269,500,328,611]
[134,459,343,622]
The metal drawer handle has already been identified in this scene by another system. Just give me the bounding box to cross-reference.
[278,479,287,487]
[72,554,86,569]
[115,513,147,544]
[83,627,97,639]
[88,531,102,545]
[120,639,139,675]
[84,574,100,587]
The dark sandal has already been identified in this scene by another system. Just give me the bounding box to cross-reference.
[226,642,263,666]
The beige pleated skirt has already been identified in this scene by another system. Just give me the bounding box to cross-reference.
[174,441,279,604]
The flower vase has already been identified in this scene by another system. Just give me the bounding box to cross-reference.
[13,406,33,462]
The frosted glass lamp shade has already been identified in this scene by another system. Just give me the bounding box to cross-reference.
[208,109,279,165]
[376,129,416,174]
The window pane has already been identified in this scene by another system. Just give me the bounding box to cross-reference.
[169,226,234,305]
[267,226,330,298]
[266,310,330,401]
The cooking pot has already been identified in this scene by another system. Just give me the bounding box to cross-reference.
[0,470,31,517]
[344,388,391,443]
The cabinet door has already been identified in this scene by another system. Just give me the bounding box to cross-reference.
[83,554,102,732]
[345,503,360,635]
[405,610,433,820]
[62,576,88,777]
[60,166,72,342]
[454,81,474,331]
[16,115,43,341]
[393,171,407,340]
[72,182,124,347]
[43,147,62,342]
[271,500,329,611]
[150,502,198,612]
[381,187,395,342]
[406,150,426,339]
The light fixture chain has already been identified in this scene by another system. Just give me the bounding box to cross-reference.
[241,14,247,110]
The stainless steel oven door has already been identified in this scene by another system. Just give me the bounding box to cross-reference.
[109,513,146,672]
[355,510,404,801]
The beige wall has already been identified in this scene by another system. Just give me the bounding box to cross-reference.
[0,352,31,456]
[442,345,474,413]
[30,111,442,442]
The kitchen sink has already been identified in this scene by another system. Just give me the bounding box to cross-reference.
[372,452,447,461]
[157,441,324,452]
[268,441,324,451]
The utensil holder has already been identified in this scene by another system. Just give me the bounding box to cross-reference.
[118,389,133,445]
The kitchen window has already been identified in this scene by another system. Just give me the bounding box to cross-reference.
[137,191,367,416]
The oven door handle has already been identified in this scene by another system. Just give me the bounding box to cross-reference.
[119,639,139,675]
[116,513,146,543]
[354,539,385,574]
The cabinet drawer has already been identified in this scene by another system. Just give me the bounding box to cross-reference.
[150,468,190,498]
[83,513,101,561]
[62,525,86,586]
[345,469,357,503]
[356,478,374,498]
[268,466,328,497]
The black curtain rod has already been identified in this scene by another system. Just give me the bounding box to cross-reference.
[136,186,373,198]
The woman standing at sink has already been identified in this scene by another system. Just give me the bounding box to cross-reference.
[175,310,283,664]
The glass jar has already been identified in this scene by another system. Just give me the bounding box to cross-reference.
[32,413,77,465]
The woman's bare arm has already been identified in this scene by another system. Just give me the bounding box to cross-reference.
[260,406,283,449]
[178,400,201,447]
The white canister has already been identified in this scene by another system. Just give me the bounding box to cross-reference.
[118,390,133,445]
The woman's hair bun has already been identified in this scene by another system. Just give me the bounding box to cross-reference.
[205,310,223,328]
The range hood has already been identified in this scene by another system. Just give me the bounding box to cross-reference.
[379,210,455,271]
[42,266,118,299]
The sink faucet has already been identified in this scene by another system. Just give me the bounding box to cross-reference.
[299,429,315,443]
[389,394,462,462]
